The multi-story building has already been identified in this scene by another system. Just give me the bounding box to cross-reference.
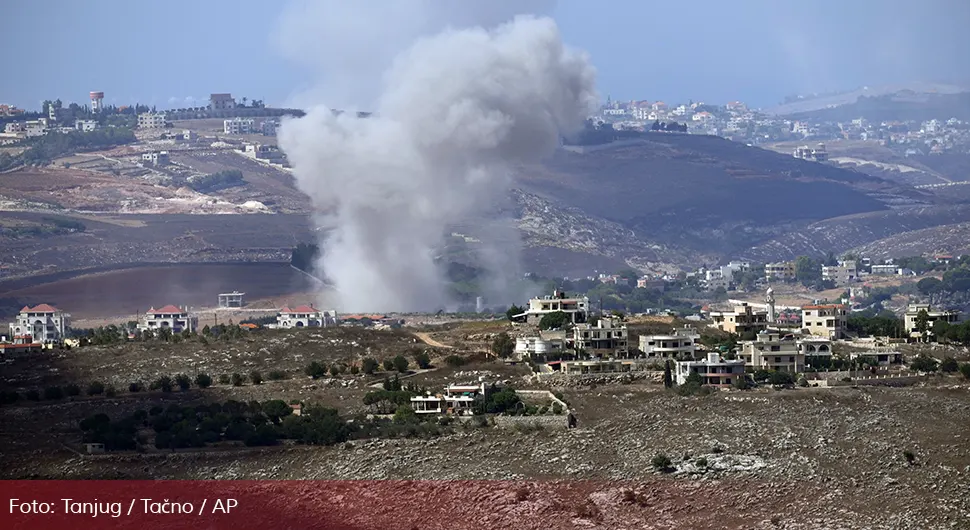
[801,304,847,339]
[137,112,167,129]
[638,325,699,360]
[8,304,71,344]
[4,122,25,134]
[675,352,746,387]
[710,303,769,335]
[276,305,336,328]
[25,118,48,137]
[739,329,805,373]
[209,93,236,111]
[903,304,961,340]
[224,117,255,135]
[141,151,169,166]
[765,261,795,282]
[798,337,833,366]
[74,120,98,132]
[515,290,589,325]
[410,382,490,416]
[572,317,628,355]
[870,264,898,275]
[139,305,197,334]
[217,291,245,308]
[793,143,828,161]
[821,260,858,286]
[513,336,564,361]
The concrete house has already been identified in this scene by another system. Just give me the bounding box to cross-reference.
[276,305,336,328]
[739,329,805,373]
[8,304,70,344]
[139,305,197,334]
[904,304,961,340]
[710,303,769,335]
[801,304,847,339]
[675,352,746,387]
[572,317,628,355]
[639,325,699,360]
[515,290,589,325]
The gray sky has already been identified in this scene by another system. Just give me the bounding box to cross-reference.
[3,0,968,110]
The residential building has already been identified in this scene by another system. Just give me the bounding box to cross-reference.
[137,112,167,129]
[8,304,71,344]
[4,122,25,134]
[276,305,335,328]
[675,352,746,387]
[181,130,198,141]
[765,261,795,282]
[243,143,285,163]
[710,303,769,335]
[903,304,961,340]
[411,382,493,416]
[638,325,699,360]
[224,117,255,134]
[821,260,858,286]
[801,304,847,339]
[636,277,665,291]
[217,291,245,308]
[793,143,828,161]
[739,330,805,373]
[209,93,236,111]
[514,336,564,361]
[798,337,833,366]
[74,120,98,132]
[139,305,198,334]
[849,350,903,365]
[870,264,898,275]
[260,119,279,136]
[141,151,169,166]
[572,317,628,355]
[0,104,25,116]
[25,118,48,137]
[550,359,641,375]
[515,290,589,325]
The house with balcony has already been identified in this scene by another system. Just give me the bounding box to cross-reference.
[514,290,589,325]
[739,329,805,373]
[903,304,961,340]
[638,325,699,360]
[139,305,198,334]
[8,304,71,344]
[710,303,769,335]
[571,317,628,355]
[276,305,336,328]
[675,352,746,387]
[410,382,491,416]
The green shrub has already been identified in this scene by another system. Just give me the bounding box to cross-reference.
[195,373,212,388]
[128,382,143,393]
[64,383,81,397]
[305,362,326,379]
[444,355,466,367]
[218,374,231,385]
[25,389,40,401]
[175,373,191,391]
[361,358,378,374]
[250,371,263,385]
[231,373,245,386]
[267,370,288,381]
[651,453,673,472]
[87,381,105,396]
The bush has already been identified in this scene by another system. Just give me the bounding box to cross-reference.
[909,354,938,372]
[218,374,231,385]
[128,382,143,393]
[361,358,378,375]
[0,390,20,405]
[940,357,959,373]
[105,385,117,398]
[551,402,564,415]
[732,377,750,390]
[250,371,263,385]
[305,362,326,379]
[87,381,105,396]
[797,375,809,387]
[195,373,212,388]
[329,364,341,377]
[382,358,394,371]
[960,363,970,380]
[444,355,466,367]
[175,373,191,391]
[903,450,916,465]
[151,376,173,393]
[25,389,40,401]
[651,453,674,472]
[350,365,359,375]
[392,355,409,373]
[695,457,708,468]
[64,383,81,397]
[231,373,245,386]
[267,370,288,381]
[44,386,64,400]
[414,351,431,369]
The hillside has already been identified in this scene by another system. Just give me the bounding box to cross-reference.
[785,90,970,123]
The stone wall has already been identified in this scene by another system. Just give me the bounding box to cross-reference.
[492,414,570,430]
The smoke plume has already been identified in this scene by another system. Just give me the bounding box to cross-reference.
[277,12,597,312]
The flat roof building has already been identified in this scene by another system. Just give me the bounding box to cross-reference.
[710,303,769,335]
[218,291,245,308]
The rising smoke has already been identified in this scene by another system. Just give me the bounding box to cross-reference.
[277,11,597,312]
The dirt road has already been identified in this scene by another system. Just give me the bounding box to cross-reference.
[414,332,453,349]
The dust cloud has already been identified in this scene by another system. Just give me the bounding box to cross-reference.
[277,7,597,312]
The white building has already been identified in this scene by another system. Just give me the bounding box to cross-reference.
[801,304,847,339]
[217,291,245,308]
[209,93,236,111]
[765,261,795,282]
[410,382,489,416]
[137,112,167,129]
[572,317,628,355]
[141,151,169,166]
[224,117,255,135]
[798,337,832,366]
[870,264,898,275]
[139,305,197,334]
[514,336,564,360]
[638,325,699,360]
[276,305,336,328]
[4,122,25,134]
[904,303,961,340]
[739,329,805,373]
[25,118,49,137]
[793,143,829,161]
[74,120,98,132]
[821,260,857,286]
[515,290,590,325]
[675,352,746,387]
[8,304,71,344]
[710,303,769,335]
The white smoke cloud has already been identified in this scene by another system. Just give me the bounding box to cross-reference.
[277,13,597,312]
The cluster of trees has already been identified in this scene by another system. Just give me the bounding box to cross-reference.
[846,310,906,338]
[917,269,970,299]
[68,322,246,346]
[1,217,86,240]
[304,351,428,380]
[188,169,245,193]
[0,127,136,171]
[924,320,970,345]
[650,120,688,133]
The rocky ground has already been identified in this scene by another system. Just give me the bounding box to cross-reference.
[1,324,969,529]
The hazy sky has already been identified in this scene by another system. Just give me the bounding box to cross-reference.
[3,0,968,111]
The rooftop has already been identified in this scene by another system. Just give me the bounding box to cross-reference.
[19,304,60,313]
[147,305,185,314]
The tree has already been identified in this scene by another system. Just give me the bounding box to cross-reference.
[64,383,81,396]
[262,400,292,424]
[382,358,395,371]
[917,277,943,297]
[413,351,431,369]
[392,355,409,373]
[959,363,970,380]
[794,256,822,287]
[195,373,212,388]
[914,309,930,342]
[393,405,418,424]
[361,357,378,375]
[491,332,515,358]
[663,361,673,389]
[329,364,341,377]
[505,304,524,321]
[175,374,191,391]
[909,354,938,372]
[87,381,105,396]
[231,373,245,386]
[152,376,173,393]
[305,361,326,379]
[250,371,263,385]
[538,311,569,330]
